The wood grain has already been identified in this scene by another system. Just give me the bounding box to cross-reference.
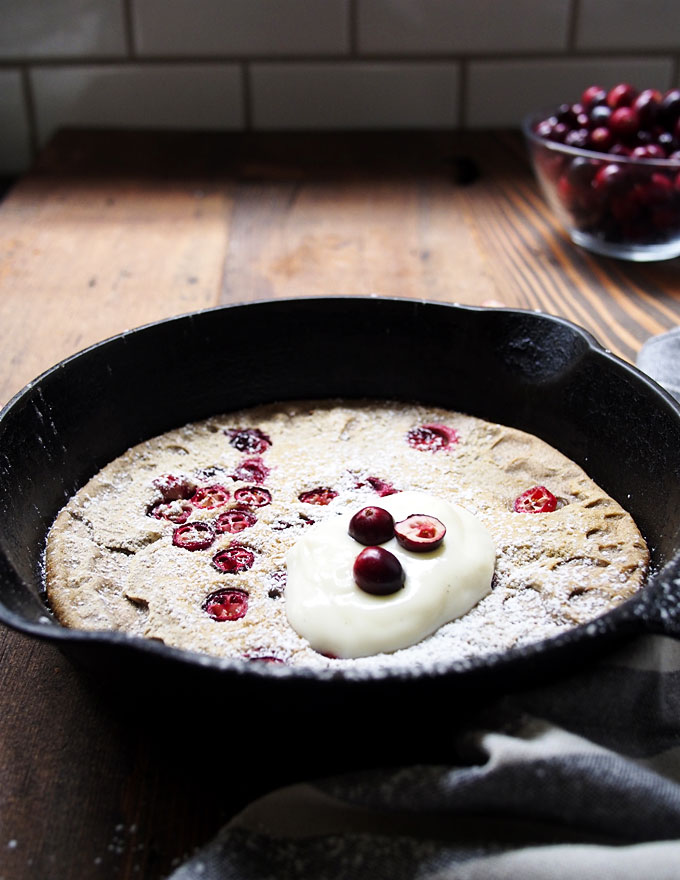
[1,128,680,880]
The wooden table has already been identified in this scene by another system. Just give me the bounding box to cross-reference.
[1,129,680,880]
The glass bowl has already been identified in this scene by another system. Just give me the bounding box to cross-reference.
[523,112,680,261]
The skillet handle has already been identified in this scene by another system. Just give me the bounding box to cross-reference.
[636,553,680,640]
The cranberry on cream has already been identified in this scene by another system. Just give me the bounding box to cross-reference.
[285,491,496,659]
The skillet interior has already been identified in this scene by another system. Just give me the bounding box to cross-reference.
[1,297,680,702]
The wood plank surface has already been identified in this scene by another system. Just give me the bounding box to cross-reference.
[1,129,680,880]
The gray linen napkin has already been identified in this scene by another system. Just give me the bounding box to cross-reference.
[167,330,680,880]
[636,326,680,402]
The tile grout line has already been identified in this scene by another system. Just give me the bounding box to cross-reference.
[122,0,136,58]
[19,64,39,162]
[567,0,581,53]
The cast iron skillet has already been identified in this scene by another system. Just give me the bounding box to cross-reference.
[1,297,680,711]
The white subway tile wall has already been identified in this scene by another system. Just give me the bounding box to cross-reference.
[1,0,679,174]
[251,62,459,129]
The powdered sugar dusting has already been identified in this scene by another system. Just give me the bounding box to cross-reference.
[44,400,649,676]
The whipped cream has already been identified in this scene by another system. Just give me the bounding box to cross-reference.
[285,491,496,658]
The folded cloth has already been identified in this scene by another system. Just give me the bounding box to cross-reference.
[636,326,680,402]
[168,331,680,880]
[168,634,680,880]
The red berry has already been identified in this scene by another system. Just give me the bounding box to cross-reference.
[631,144,666,160]
[607,83,638,110]
[191,484,231,510]
[233,486,271,508]
[609,106,640,138]
[366,476,398,497]
[406,423,459,451]
[215,508,257,533]
[172,521,215,550]
[247,655,285,664]
[589,126,614,152]
[353,547,405,596]
[212,544,255,573]
[633,89,663,126]
[152,473,196,501]
[149,498,194,524]
[513,486,558,514]
[226,427,271,454]
[203,588,249,621]
[394,514,446,552]
[581,85,607,109]
[232,456,269,484]
[348,506,395,545]
[298,487,338,505]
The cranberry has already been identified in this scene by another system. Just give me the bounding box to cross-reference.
[394,514,446,552]
[366,476,398,497]
[588,104,611,127]
[564,128,589,149]
[232,456,269,484]
[633,89,663,127]
[212,544,255,573]
[152,473,196,501]
[589,126,614,152]
[607,83,638,110]
[353,547,405,596]
[513,486,558,514]
[172,521,215,550]
[215,508,257,534]
[233,486,271,508]
[226,427,271,454]
[247,655,284,664]
[631,144,666,160]
[593,162,627,192]
[609,106,640,138]
[581,85,607,109]
[406,423,459,451]
[660,89,680,127]
[191,484,231,509]
[149,498,194,524]
[298,487,338,505]
[348,506,395,545]
[203,588,248,621]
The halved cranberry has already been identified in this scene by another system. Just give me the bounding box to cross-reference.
[348,506,395,545]
[172,521,215,550]
[247,655,284,664]
[215,508,257,534]
[191,484,231,510]
[149,499,194,524]
[394,514,446,552]
[203,588,249,621]
[226,427,271,454]
[367,476,398,497]
[152,473,196,501]
[212,544,255,573]
[298,487,338,505]
[233,486,272,508]
[232,456,269,484]
[513,486,558,514]
[353,547,405,596]
[407,423,459,451]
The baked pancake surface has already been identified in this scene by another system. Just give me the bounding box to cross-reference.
[44,400,649,673]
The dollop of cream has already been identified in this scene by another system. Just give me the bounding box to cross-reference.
[285,491,496,658]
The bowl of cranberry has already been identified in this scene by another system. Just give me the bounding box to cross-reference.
[524,83,680,261]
